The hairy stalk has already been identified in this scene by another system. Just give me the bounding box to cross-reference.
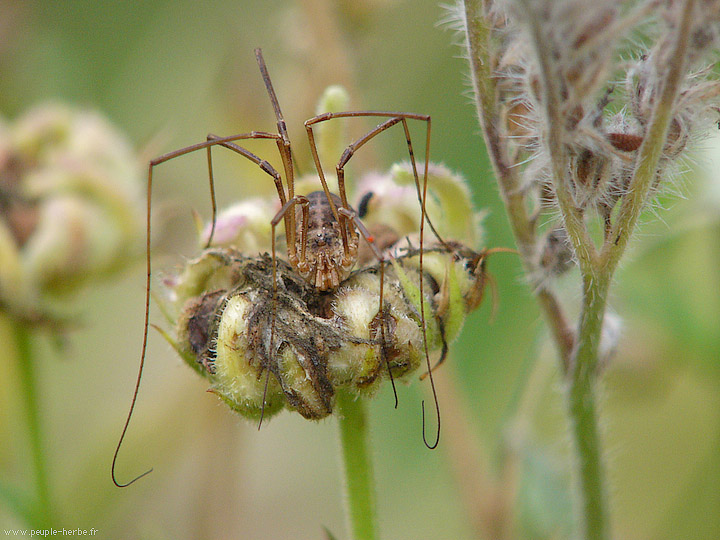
[567,273,611,540]
[582,3,693,535]
[462,0,574,364]
[461,0,701,538]
[570,3,694,533]
[601,0,696,272]
[516,0,599,275]
[463,0,608,531]
[11,320,53,527]
[568,6,695,534]
[336,389,378,540]
[518,3,608,535]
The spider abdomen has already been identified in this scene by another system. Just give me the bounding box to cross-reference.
[294,191,359,290]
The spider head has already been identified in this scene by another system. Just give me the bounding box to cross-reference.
[298,220,359,290]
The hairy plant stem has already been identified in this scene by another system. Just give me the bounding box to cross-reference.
[11,320,52,527]
[518,0,599,272]
[462,0,574,363]
[336,389,378,540]
[462,0,697,537]
[519,3,609,533]
[568,273,611,540]
[601,0,695,273]
[462,1,604,538]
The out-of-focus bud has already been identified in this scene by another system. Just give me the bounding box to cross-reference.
[355,162,483,264]
[293,85,351,199]
[315,85,350,181]
[0,104,143,324]
[200,197,278,253]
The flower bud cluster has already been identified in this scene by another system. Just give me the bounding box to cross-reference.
[0,104,143,324]
[162,243,491,420]
[155,80,491,421]
[205,162,484,268]
[355,162,482,254]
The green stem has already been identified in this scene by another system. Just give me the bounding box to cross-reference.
[336,390,378,540]
[12,320,53,527]
[568,5,695,534]
[567,275,611,540]
[462,2,612,538]
[462,1,697,539]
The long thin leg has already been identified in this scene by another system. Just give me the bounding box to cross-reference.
[112,131,292,488]
[305,111,446,246]
[205,134,299,263]
[309,111,442,448]
[418,246,516,377]
[271,195,310,269]
[338,207,398,407]
[258,195,310,427]
[206,134,287,207]
[255,48,297,248]
[304,125,341,224]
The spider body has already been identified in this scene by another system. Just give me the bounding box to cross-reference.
[291,191,359,290]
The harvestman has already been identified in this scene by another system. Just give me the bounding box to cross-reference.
[113,48,446,487]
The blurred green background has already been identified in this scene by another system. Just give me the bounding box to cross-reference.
[1,1,718,539]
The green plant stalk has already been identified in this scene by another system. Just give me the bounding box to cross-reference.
[463,0,697,537]
[336,389,378,540]
[12,320,52,527]
[516,2,611,536]
[568,7,695,533]
[461,1,613,538]
[567,274,611,540]
[514,0,599,277]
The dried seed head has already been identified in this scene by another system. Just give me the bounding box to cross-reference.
[508,0,624,114]
[607,132,644,153]
[568,146,613,208]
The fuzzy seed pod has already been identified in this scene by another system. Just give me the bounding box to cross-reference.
[540,226,575,277]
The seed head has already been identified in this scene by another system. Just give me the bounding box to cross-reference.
[467,0,720,249]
